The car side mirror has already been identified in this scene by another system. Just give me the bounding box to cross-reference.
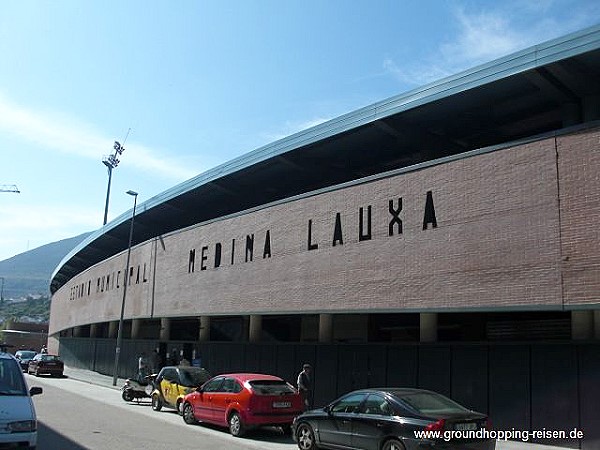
[324,405,332,415]
[30,387,43,396]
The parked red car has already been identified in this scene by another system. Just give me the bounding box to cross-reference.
[181,373,303,436]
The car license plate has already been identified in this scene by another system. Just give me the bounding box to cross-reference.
[272,401,291,408]
[454,422,477,431]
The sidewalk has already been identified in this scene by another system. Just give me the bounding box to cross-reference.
[62,366,571,450]
[65,365,126,391]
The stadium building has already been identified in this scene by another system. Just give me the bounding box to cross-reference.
[49,26,600,448]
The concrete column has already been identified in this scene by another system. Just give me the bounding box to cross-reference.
[108,321,118,339]
[420,313,438,343]
[595,310,600,340]
[249,315,262,343]
[131,319,143,339]
[199,316,211,341]
[319,313,333,343]
[160,318,171,341]
[572,310,594,340]
[89,323,99,338]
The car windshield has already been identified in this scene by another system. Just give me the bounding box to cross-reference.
[16,351,37,359]
[39,355,61,362]
[248,380,295,395]
[179,368,211,386]
[0,359,27,396]
[396,391,469,415]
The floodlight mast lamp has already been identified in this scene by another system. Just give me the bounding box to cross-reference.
[112,190,138,386]
[102,141,125,226]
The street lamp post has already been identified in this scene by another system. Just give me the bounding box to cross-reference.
[0,277,4,305]
[102,141,126,226]
[112,190,138,386]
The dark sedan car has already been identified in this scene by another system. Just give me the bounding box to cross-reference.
[292,388,495,450]
[27,354,64,377]
[14,350,37,372]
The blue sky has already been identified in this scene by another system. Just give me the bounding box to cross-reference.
[0,1,598,262]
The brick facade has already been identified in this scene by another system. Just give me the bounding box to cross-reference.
[49,128,600,335]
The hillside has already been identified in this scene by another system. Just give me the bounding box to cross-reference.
[0,232,91,299]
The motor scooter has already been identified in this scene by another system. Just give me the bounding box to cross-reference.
[121,373,157,402]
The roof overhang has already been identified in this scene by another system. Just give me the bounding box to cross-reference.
[51,24,600,294]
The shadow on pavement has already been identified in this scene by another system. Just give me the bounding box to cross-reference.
[186,421,294,444]
[38,421,88,450]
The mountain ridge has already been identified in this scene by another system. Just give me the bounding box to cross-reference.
[0,232,91,299]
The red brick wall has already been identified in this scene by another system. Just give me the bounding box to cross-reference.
[49,128,600,334]
[558,128,600,306]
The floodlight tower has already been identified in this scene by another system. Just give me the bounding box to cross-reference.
[102,139,126,225]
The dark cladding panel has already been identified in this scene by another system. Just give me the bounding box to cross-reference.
[451,346,488,414]
[244,344,261,373]
[210,343,245,374]
[531,345,579,448]
[258,345,278,375]
[489,345,530,431]
[386,346,418,388]
[276,345,297,385]
[418,346,451,396]
[337,346,372,396]
[579,344,600,450]
[315,345,338,407]
[366,346,387,388]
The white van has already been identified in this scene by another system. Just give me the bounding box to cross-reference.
[0,351,43,449]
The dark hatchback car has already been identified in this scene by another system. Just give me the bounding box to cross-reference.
[27,354,64,377]
[14,350,37,372]
[292,388,495,450]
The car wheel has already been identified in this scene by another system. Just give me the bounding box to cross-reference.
[228,412,245,437]
[382,439,405,450]
[183,403,196,424]
[296,423,318,450]
[122,389,135,402]
[151,394,163,411]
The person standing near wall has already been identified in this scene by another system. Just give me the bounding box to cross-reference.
[297,363,313,410]
[138,352,149,381]
[149,348,162,373]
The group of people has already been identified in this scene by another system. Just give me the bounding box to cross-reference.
[136,348,192,379]
[136,349,162,380]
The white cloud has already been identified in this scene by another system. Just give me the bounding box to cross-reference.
[384,2,600,86]
[440,8,525,65]
[0,93,198,181]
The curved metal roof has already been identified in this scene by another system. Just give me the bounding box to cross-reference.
[51,24,600,294]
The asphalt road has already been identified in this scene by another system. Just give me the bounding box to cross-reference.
[26,373,297,450]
